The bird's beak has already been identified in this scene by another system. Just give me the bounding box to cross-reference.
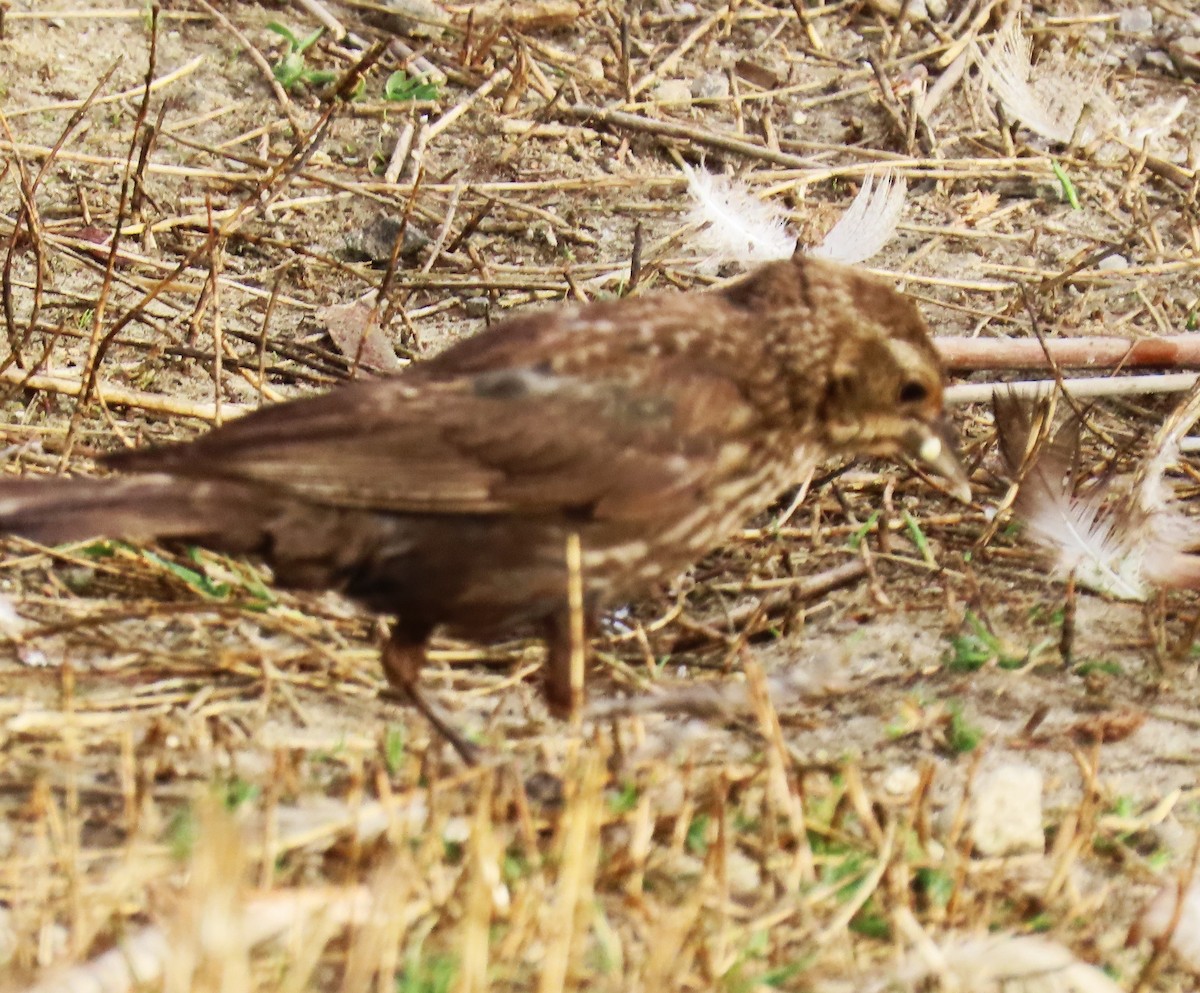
[907,419,971,503]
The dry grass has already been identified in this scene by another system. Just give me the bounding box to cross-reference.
[2,1,1200,990]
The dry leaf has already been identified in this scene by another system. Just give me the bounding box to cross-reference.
[1064,709,1146,744]
[959,190,1002,226]
[316,292,402,373]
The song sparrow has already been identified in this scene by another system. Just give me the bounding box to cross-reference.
[0,256,968,759]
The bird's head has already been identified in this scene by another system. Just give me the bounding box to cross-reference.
[813,261,969,502]
[733,256,971,502]
[816,328,970,502]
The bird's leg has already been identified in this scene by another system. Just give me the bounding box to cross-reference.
[542,606,595,720]
[379,624,480,765]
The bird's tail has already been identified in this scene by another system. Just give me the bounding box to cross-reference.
[0,473,273,551]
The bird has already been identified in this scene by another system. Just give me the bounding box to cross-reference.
[0,255,969,759]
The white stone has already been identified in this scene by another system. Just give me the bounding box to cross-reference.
[691,71,730,100]
[1119,8,1153,33]
[652,79,693,107]
[970,764,1045,856]
[578,56,606,82]
[725,848,762,896]
[442,816,471,845]
[654,776,687,818]
[883,765,921,797]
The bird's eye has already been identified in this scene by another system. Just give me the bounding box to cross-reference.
[832,373,855,397]
[898,381,928,404]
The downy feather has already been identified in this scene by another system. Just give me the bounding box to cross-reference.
[683,164,796,266]
[811,173,906,265]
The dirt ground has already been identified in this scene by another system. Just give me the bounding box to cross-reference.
[2,1,1200,990]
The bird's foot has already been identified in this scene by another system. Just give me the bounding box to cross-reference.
[381,682,482,766]
[380,633,482,765]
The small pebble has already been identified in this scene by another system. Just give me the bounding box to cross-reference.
[725,849,762,896]
[970,764,1045,856]
[691,71,729,100]
[660,850,704,880]
[1143,50,1175,73]
[382,0,450,37]
[1096,254,1129,271]
[883,765,921,797]
[654,776,687,818]
[442,816,471,845]
[578,56,606,82]
[344,214,429,266]
[1118,8,1153,33]
[652,79,692,107]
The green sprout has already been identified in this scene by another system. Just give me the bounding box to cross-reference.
[384,70,440,102]
[1051,160,1081,209]
[848,509,881,550]
[945,610,1038,671]
[946,703,982,754]
[266,23,337,90]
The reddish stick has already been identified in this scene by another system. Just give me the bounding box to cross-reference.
[935,335,1200,372]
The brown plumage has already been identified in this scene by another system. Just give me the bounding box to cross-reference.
[0,256,968,758]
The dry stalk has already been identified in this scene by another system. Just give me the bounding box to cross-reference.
[537,742,606,993]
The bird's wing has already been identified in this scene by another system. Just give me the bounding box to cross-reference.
[106,362,764,520]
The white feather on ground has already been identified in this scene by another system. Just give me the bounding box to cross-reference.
[1017,476,1151,601]
[682,164,796,266]
[976,19,1113,145]
[682,166,904,268]
[810,173,907,265]
[1125,383,1200,588]
[995,387,1200,602]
